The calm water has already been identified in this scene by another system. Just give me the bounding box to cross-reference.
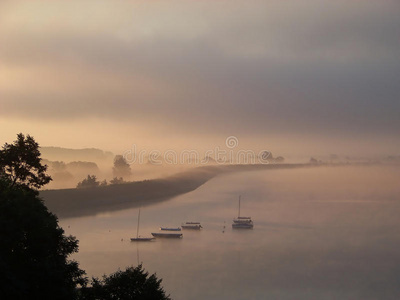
[60,165,400,300]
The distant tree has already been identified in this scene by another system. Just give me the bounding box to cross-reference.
[77,175,100,188]
[0,135,86,300]
[100,179,108,187]
[310,157,319,164]
[0,133,52,189]
[79,265,171,300]
[113,155,131,179]
[109,177,124,185]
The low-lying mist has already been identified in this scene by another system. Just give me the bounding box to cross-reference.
[59,164,400,300]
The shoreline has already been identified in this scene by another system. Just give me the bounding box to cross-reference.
[41,162,376,219]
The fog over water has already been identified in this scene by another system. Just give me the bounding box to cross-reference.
[60,165,400,300]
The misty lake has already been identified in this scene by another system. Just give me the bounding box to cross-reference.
[59,165,400,300]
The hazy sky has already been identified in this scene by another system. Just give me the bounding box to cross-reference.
[1,0,399,156]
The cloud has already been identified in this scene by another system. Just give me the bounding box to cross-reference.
[0,0,399,152]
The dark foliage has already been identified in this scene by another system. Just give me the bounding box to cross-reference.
[77,175,100,188]
[0,178,86,300]
[79,265,171,300]
[0,134,171,300]
[109,177,124,185]
[0,133,52,189]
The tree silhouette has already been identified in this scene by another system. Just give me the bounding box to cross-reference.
[110,176,124,185]
[77,175,100,188]
[1,134,171,300]
[113,155,131,179]
[0,135,86,299]
[79,265,171,300]
[0,133,52,189]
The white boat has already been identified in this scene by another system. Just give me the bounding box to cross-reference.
[181,222,202,230]
[232,196,254,229]
[131,208,155,242]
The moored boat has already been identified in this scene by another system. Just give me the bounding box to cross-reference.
[160,227,181,231]
[151,232,183,238]
[232,221,253,229]
[181,222,202,230]
[131,237,155,241]
[233,217,252,224]
[232,196,254,229]
[131,208,155,241]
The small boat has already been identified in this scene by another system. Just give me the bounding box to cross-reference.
[131,208,155,242]
[232,196,254,229]
[233,217,252,224]
[151,232,183,238]
[160,227,182,231]
[181,222,202,230]
[131,237,155,241]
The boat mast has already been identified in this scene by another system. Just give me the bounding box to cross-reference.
[238,195,241,218]
[136,208,141,238]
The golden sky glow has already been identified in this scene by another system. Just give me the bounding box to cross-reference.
[1,0,399,156]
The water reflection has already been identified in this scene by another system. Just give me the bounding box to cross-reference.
[60,165,400,300]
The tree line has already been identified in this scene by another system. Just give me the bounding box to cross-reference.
[76,155,131,188]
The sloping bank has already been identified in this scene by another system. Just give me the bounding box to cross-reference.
[41,163,306,219]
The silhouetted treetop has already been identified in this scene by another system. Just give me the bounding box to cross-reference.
[110,176,124,185]
[0,133,52,189]
[80,264,171,300]
[0,134,86,300]
[77,175,100,188]
[113,155,131,179]
[1,134,171,300]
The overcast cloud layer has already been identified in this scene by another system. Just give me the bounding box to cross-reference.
[0,0,399,155]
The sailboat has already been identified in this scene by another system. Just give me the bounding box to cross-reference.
[131,208,155,241]
[232,196,254,229]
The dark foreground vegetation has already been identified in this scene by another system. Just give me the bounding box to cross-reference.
[0,134,170,300]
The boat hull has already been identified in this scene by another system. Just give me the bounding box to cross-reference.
[160,227,182,231]
[233,219,252,224]
[232,223,254,229]
[151,233,183,238]
[130,237,155,242]
[182,222,202,230]
[181,225,202,230]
